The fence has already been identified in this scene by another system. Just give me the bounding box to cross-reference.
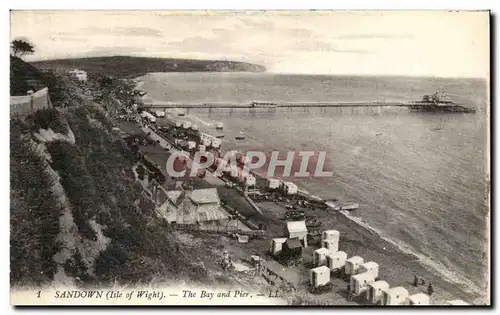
[171,223,265,237]
[10,87,52,119]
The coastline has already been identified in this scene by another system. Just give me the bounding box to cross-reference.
[132,78,487,305]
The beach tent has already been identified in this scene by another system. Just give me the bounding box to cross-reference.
[326,251,348,272]
[310,266,331,287]
[345,256,364,276]
[366,280,390,304]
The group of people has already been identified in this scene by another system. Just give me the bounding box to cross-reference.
[414,275,434,296]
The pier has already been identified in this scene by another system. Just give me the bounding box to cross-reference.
[143,101,408,109]
[141,101,475,113]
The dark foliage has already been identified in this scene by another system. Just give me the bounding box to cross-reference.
[31,56,266,79]
[31,108,67,134]
[10,120,62,286]
[11,39,35,57]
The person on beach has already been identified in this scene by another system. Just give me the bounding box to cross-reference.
[427,282,434,296]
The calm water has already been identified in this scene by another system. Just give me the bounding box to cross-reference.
[139,72,489,296]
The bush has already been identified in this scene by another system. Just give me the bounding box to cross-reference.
[31,108,67,134]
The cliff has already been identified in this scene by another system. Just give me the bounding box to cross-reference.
[10,58,211,289]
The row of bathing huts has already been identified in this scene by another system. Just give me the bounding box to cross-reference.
[272,230,469,306]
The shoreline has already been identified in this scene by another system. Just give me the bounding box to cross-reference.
[131,80,487,304]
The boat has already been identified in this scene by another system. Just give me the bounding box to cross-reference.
[216,123,224,130]
[325,201,359,211]
[408,90,476,113]
[178,112,186,116]
[235,132,246,140]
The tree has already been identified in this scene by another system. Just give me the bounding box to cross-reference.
[11,39,35,57]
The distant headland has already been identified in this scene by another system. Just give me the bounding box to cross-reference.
[30,56,267,78]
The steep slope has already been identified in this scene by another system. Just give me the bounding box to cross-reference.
[10,59,210,289]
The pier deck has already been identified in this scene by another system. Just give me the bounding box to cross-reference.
[142,101,475,112]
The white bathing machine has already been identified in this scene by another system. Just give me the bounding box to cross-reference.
[322,239,339,253]
[345,256,364,276]
[405,293,430,305]
[350,272,376,296]
[325,251,347,273]
[281,181,298,195]
[446,299,469,305]
[310,266,331,288]
[366,280,390,304]
[267,178,281,190]
[321,230,339,252]
[358,261,379,279]
[313,248,330,267]
[243,174,256,187]
[381,287,409,305]
[321,230,340,243]
[270,238,288,255]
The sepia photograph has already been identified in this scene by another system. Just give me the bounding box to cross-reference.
[9,10,490,306]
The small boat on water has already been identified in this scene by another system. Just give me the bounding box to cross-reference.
[216,123,224,130]
[325,201,359,211]
[235,132,246,140]
[178,112,186,117]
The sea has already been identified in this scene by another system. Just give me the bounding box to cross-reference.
[138,72,489,297]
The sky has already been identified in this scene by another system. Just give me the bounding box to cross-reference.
[10,10,490,78]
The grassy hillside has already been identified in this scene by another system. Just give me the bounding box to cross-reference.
[10,58,211,288]
[30,56,266,78]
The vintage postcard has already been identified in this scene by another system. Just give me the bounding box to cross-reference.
[9,10,490,306]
